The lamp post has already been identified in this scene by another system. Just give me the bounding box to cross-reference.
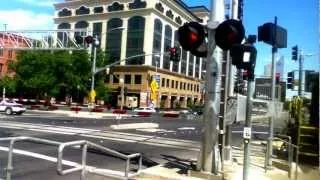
[90,27,125,105]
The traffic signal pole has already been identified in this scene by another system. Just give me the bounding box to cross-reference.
[200,0,224,174]
[266,16,278,168]
[298,54,303,96]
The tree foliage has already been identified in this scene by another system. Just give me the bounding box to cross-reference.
[13,50,91,99]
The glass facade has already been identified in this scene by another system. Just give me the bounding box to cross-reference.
[180,49,187,75]
[163,25,172,70]
[106,18,123,64]
[188,54,194,77]
[152,19,162,67]
[126,16,145,65]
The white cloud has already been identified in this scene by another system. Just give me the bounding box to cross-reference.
[17,0,57,7]
[0,9,53,30]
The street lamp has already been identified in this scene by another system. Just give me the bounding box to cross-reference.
[90,27,125,105]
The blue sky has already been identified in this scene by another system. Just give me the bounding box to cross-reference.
[0,0,318,77]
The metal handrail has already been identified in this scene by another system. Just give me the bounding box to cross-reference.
[265,135,299,180]
[57,140,142,179]
[0,136,142,180]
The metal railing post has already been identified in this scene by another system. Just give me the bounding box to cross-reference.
[6,140,14,180]
[138,156,142,172]
[288,136,292,179]
[125,158,130,178]
[295,147,299,180]
[81,144,88,180]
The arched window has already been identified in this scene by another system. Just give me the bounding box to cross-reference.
[126,16,145,65]
[76,6,90,15]
[163,25,172,70]
[74,21,89,41]
[129,0,147,9]
[106,18,123,64]
[57,23,71,47]
[57,23,71,29]
[152,19,162,67]
[108,2,124,12]
[58,8,71,17]
[75,21,89,29]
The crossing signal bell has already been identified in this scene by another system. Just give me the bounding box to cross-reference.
[215,19,245,50]
[177,22,207,57]
[168,47,181,62]
[292,45,298,61]
[75,35,94,45]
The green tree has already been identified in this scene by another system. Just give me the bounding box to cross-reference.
[14,50,91,100]
[0,76,16,96]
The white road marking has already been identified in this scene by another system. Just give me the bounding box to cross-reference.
[178,127,196,130]
[0,146,130,177]
[0,121,200,151]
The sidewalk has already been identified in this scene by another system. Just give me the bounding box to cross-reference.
[133,160,319,180]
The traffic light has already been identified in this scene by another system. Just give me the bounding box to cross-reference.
[292,45,298,61]
[177,22,207,57]
[215,19,245,50]
[168,47,181,62]
[276,73,280,84]
[230,43,257,71]
[287,71,294,89]
[258,23,287,48]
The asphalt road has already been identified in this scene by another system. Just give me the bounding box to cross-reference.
[0,111,285,179]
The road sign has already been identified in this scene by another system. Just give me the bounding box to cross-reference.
[243,127,252,139]
[153,75,160,85]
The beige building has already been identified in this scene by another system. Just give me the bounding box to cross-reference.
[54,0,209,108]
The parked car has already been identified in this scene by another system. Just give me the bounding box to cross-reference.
[0,99,26,115]
[133,107,156,113]
[179,108,193,114]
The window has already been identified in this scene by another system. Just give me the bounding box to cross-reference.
[108,2,124,11]
[112,75,119,83]
[106,18,123,64]
[175,81,178,89]
[0,49,3,57]
[93,22,102,48]
[184,83,186,90]
[126,16,145,65]
[163,25,172,70]
[129,0,147,9]
[180,82,183,90]
[152,19,162,67]
[166,79,169,88]
[197,85,199,92]
[172,30,180,72]
[188,54,194,76]
[94,6,103,13]
[8,50,13,59]
[194,84,197,92]
[195,57,200,78]
[134,75,142,84]
[57,23,71,47]
[161,78,165,87]
[181,49,187,75]
[171,80,174,88]
[125,74,131,84]
[58,9,71,17]
[76,6,90,15]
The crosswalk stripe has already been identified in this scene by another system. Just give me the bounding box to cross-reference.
[0,121,201,151]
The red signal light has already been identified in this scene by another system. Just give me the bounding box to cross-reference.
[189,31,199,44]
[215,19,245,50]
